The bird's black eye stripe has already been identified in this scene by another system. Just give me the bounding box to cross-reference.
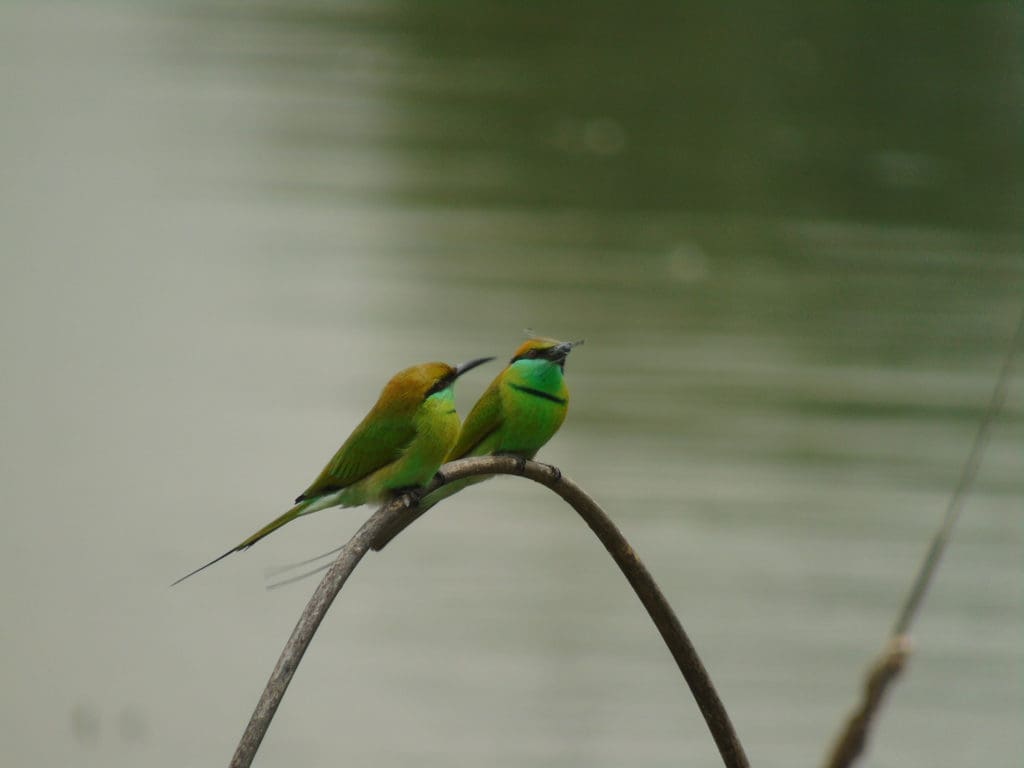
[426,372,456,397]
[511,347,552,363]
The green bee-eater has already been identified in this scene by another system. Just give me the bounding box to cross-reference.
[173,356,493,584]
[446,337,582,463]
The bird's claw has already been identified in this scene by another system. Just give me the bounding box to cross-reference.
[433,469,448,486]
[400,487,424,509]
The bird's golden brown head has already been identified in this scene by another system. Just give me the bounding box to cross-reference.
[385,358,494,404]
[510,337,584,368]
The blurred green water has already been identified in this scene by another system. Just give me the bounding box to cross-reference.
[0,3,1020,768]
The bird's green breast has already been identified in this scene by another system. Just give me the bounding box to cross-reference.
[401,387,461,480]
[496,359,568,457]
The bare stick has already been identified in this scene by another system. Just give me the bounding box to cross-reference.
[231,456,750,768]
[823,307,1023,768]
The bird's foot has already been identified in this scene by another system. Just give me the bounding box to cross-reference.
[396,486,425,509]
[433,468,448,486]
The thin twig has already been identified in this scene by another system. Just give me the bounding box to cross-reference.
[230,456,750,768]
[823,307,1023,768]
[892,308,1023,636]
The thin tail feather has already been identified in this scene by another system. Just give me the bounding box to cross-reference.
[263,544,345,578]
[171,498,318,586]
[266,560,334,590]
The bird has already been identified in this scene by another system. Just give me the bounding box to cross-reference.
[172,356,493,585]
[446,336,582,462]
[370,336,582,550]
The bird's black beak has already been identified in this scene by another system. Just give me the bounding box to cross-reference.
[454,356,495,379]
[550,339,583,369]
[553,339,584,358]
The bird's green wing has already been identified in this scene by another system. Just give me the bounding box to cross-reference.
[448,381,503,459]
[296,408,416,502]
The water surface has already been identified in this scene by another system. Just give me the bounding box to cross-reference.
[0,4,1020,768]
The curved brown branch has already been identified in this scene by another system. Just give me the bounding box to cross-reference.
[822,307,1023,768]
[230,456,750,768]
[229,500,394,766]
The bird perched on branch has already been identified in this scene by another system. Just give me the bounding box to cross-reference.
[447,337,582,464]
[173,356,493,584]
[371,338,582,550]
